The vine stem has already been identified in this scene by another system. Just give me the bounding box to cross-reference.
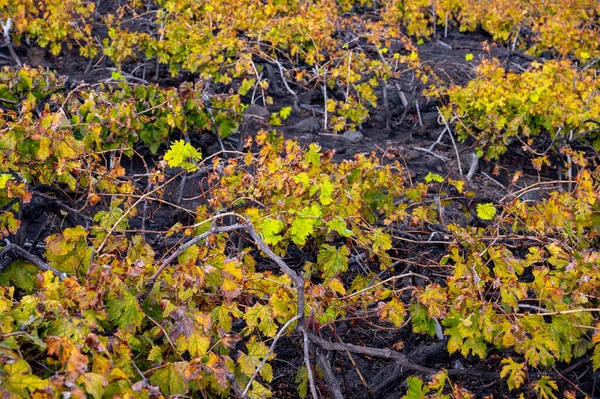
[241,314,302,397]
[135,211,312,397]
[139,212,305,318]
[437,107,463,176]
[275,60,299,112]
[302,327,319,399]
[0,243,66,280]
[95,172,182,254]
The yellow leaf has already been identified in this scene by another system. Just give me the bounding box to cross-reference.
[327,278,346,295]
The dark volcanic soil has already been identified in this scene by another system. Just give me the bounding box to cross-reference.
[5,21,594,399]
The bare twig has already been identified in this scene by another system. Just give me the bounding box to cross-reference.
[444,13,449,38]
[227,373,247,398]
[499,180,571,203]
[299,103,325,115]
[338,336,372,399]
[0,18,21,67]
[320,66,328,131]
[413,147,450,162]
[275,61,299,112]
[28,214,55,253]
[437,107,463,176]
[381,79,391,133]
[427,123,448,152]
[307,332,437,374]
[140,212,305,318]
[465,152,479,181]
[302,328,319,399]
[396,86,417,132]
[96,174,181,254]
[242,315,302,397]
[0,243,66,280]
[480,172,506,189]
[316,348,345,399]
[140,219,247,301]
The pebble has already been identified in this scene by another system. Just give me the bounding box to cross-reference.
[402,150,421,161]
[420,111,439,126]
[295,117,321,133]
[206,142,221,156]
[243,104,270,120]
[341,130,364,144]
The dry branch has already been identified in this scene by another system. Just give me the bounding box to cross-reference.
[0,243,66,280]
[307,332,437,374]
[242,314,302,397]
[316,348,345,399]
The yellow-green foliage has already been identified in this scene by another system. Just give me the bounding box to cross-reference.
[445,59,600,160]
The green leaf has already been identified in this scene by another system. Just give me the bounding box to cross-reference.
[424,172,444,184]
[238,78,255,96]
[149,362,188,396]
[533,376,558,399]
[465,53,474,62]
[218,118,239,138]
[295,366,308,398]
[148,346,163,363]
[111,71,126,81]
[293,172,310,188]
[0,260,37,292]
[1,359,49,396]
[304,143,321,166]
[259,218,285,245]
[319,177,334,205]
[171,318,211,358]
[317,244,349,279]
[186,330,211,358]
[371,228,392,253]
[211,304,242,332]
[500,357,526,390]
[290,217,316,246]
[462,337,487,358]
[164,140,202,172]
[0,174,14,189]
[279,106,292,120]
[476,202,497,220]
[410,303,437,336]
[326,217,353,237]
[238,338,271,380]
[249,380,273,399]
[107,292,145,330]
[77,373,107,399]
[45,226,92,275]
[244,304,277,337]
[402,376,428,399]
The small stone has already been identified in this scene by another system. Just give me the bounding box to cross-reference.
[388,91,403,107]
[27,47,51,68]
[206,142,221,156]
[196,133,217,149]
[164,166,185,177]
[421,111,439,127]
[341,130,364,144]
[402,150,421,161]
[371,113,386,129]
[425,157,445,172]
[295,117,321,133]
[243,104,270,121]
[411,125,428,137]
